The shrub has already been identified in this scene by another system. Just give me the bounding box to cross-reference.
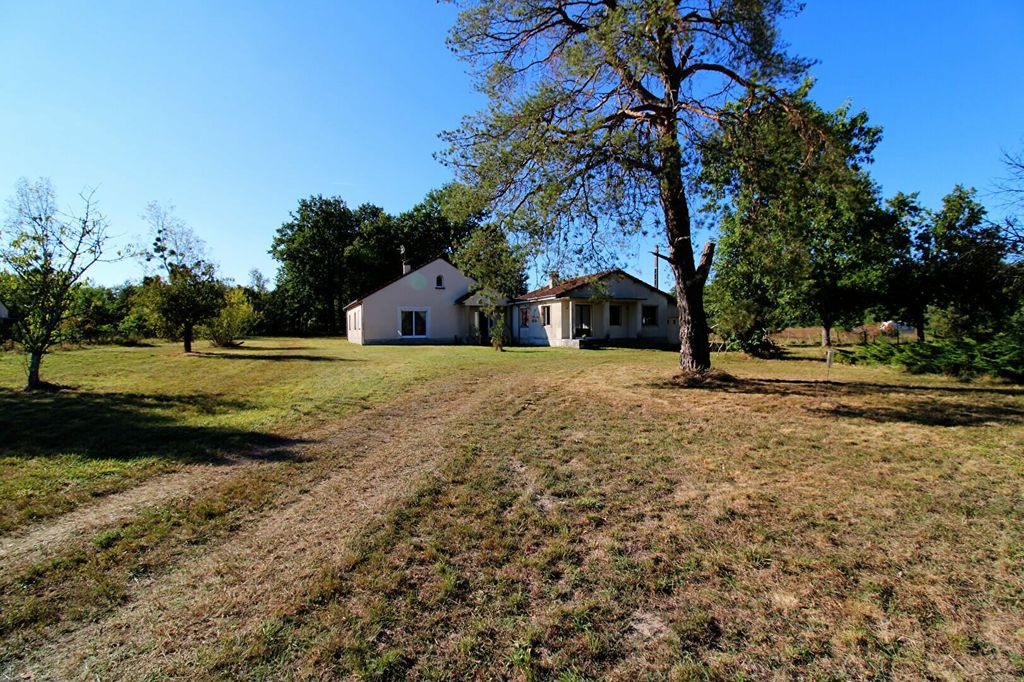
[202,289,258,347]
[853,331,1024,382]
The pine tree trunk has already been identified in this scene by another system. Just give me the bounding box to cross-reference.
[659,125,712,373]
[821,324,832,348]
[674,275,712,371]
[913,310,926,342]
[183,323,194,353]
[26,350,43,390]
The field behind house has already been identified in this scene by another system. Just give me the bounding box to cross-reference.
[1,338,1023,680]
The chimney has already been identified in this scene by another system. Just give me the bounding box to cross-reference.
[548,271,559,288]
[401,245,411,275]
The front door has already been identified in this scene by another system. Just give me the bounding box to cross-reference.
[476,310,490,344]
[575,304,591,338]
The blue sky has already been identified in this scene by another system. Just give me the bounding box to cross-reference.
[1,1,1022,288]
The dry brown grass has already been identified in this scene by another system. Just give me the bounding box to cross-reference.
[1,342,1022,680]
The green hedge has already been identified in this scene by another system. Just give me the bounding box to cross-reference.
[853,335,1024,381]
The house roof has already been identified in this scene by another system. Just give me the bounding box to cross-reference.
[515,268,674,303]
[342,256,463,312]
[455,290,510,306]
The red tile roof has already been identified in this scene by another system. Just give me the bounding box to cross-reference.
[515,270,618,301]
[516,268,676,303]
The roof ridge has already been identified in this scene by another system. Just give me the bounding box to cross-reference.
[515,268,674,302]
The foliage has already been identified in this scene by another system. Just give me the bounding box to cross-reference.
[453,224,528,300]
[242,269,273,335]
[443,0,811,371]
[1,178,112,388]
[116,279,164,342]
[883,186,1009,341]
[270,187,479,335]
[702,94,898,348]
[452,222,529,350]
[854,310,1024,380]
[202,288,259,347]
[144,202,225,352]
[344,186,480,298]
[270,196,365,334]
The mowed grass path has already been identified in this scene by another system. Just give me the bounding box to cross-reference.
[1,339,1023,679]
[0,338,554,533]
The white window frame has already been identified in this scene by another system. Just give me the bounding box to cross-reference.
[540,305,551,326]
[398,307,430,338]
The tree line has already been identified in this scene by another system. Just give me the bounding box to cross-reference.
[701,92,1021,361]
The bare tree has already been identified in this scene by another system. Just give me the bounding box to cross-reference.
[1,178,112,389]
[996,147,1024,256]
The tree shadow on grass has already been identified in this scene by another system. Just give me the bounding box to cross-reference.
[805,401,1024,427]
[195,352,355,362]
[654,376,1024,397]
[0,389,307,462]
[649,377,1024,427]
[227,345,317,352]
[772,350,833,363]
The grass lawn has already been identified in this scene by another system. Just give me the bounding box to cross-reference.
[0,337,546,533]
[1,338,1023,679]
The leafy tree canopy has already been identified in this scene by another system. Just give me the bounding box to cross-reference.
[144,201,225,352]
[443,0,812,371]
[702,94,897,347]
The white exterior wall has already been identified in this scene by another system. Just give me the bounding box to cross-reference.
[352,259,475,344]
[0,302,8,320]
[514,273,677,346]
[346,305,363,344]
[514,298,567,346]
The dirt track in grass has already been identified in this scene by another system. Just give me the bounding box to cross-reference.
[2,369,517,680]
[0,458,266,572]
[3,344,1023,680]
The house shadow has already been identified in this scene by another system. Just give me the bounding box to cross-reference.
[0,389,307,462]
[648,377,1024,428]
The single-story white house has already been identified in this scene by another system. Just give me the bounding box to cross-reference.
[512,270,678,347]
[343,258,677,347]
[344,258,507,345]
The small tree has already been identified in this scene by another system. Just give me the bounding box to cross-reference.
[453,223,528,350]
[1,178,113,389]
[144,202,225,352]
[203,288,259,347]
[701,96,896,347]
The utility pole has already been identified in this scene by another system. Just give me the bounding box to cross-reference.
[653,244,659,290]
